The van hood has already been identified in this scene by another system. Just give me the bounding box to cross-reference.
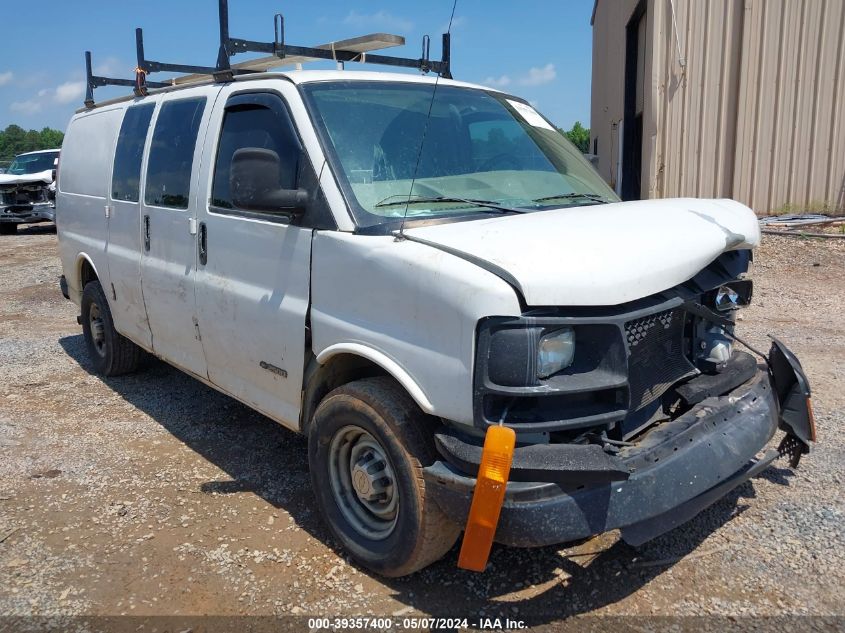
[403,198,760,306]
[0,170,54,187]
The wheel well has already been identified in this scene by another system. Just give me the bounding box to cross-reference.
[79,258,98,289]
[300,353,389,435]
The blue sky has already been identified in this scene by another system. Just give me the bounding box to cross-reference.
[0,0,594,133]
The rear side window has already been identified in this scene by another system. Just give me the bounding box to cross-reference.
[111,104,154,202]
[58,108,123,198]
[145,97,206,209]
[211,95,301,211]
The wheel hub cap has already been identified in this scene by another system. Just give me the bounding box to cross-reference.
[88,303,106,356]
[351,450,391,502]
[328,426,399,540]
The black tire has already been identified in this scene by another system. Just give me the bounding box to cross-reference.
[80,280,143,376]
[0,224,17,235]
[309,376,460,577]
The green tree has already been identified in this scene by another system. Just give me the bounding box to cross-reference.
[0,124,64,164]
[559,121,590,153]
[39,127,64,149]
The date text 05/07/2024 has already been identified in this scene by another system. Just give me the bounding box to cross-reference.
[307,616,528,630]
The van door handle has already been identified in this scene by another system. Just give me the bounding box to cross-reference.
[198,222,207,265]
[143,215,151,251]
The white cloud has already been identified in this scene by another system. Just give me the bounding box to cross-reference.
[54,81,85,104]
[0,71,12,87]
[481,63,558,91]
[482,75,511,88]
[8,78,86,117]
[9,99,42,115]
[343,10,413,33]
[518,63,557,87]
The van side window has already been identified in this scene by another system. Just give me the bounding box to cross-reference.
[211,95,301,212]
[112,103,155,202]
[145,97,206,209]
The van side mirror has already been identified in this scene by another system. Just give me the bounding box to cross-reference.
[230,148,308,216]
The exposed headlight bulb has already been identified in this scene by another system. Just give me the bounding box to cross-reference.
[715,285,740,311]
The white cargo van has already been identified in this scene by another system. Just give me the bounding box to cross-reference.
[57,67,815,576]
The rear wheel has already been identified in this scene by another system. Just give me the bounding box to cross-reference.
[309,377,460,577]
[81,280,143,376]
[0,224,17,235]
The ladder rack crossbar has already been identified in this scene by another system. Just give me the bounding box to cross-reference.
[83,0,453,108]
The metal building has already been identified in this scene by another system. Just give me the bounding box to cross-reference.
[589,0,845,214]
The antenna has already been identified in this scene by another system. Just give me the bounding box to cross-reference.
[83,0,455,107]
[397,0,459,237]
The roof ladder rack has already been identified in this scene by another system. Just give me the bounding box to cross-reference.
[84,0,453,107]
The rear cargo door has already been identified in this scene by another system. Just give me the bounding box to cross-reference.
[139,90,216,378]
[107,102,156,349]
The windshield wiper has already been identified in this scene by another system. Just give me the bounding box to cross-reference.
[532,192,610,204]
[374,195,528,214]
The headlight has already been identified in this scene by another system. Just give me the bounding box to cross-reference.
[715,285,739,311]
[710,280,753,311]
[537,327,576,379]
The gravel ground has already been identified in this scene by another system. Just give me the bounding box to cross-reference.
[0,226,843,629]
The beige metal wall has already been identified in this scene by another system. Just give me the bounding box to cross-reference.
[590,0,845,214]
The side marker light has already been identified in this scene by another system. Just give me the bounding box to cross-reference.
[457,424,516,572]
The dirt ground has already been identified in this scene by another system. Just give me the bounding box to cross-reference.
[0,226,843,630]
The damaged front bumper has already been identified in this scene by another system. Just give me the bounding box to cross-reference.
[425,355,812,547]
[0,202,55,225]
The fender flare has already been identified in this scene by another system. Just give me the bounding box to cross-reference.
[315,343,435,414]
[74,253,101,293]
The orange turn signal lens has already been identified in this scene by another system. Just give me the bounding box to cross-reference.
[457,424,516,572]
[807,396,817,442]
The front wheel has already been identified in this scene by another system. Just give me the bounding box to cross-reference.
[308,377,460,577]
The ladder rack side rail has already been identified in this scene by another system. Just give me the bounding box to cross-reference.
[84,51,169,108]
[144,60,223,76]
[227,38,450,75]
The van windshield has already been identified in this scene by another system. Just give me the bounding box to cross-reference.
[8,151,59,176]
[302,81,618,229]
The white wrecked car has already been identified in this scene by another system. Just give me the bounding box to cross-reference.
[56,70,814,577]
[0,149,60,234]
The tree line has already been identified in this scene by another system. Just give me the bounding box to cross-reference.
[0,125,65,165]
[559,121,590,154]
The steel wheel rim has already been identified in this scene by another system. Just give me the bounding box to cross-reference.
[88,302,106,357]
[328,425,398,541]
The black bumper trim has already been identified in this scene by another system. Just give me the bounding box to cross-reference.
[434,433,630,486]
[424,370,779,547]
[674,350,758,406]
[0,204,56,224]
[620,447,779,546]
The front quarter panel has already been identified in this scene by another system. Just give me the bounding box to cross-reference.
[310,232,522,425]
